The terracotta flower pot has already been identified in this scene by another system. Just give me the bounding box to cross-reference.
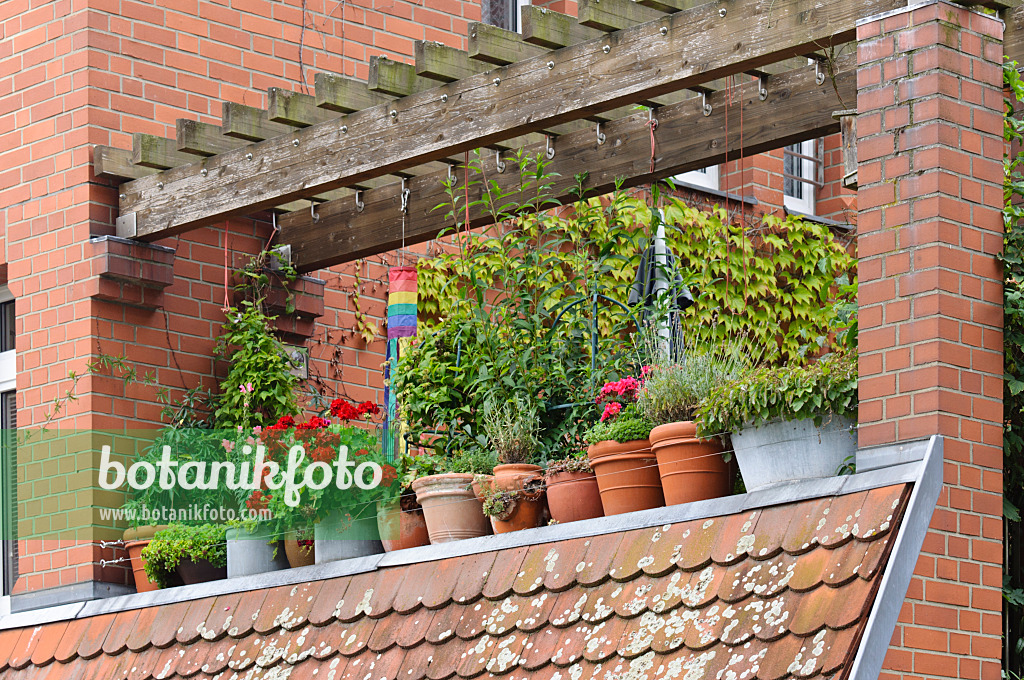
[123,525,168,593]
[587,439,665,515]
[489,493,547,534]
[491,463,542,490]
[284,531,316,567]
[377,501,431,552]
[649,421,731,505]
[545,471,604,523]
[176,557,227,585]
[413,473,492,543]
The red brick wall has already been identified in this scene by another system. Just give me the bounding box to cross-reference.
[856,3,1004,678]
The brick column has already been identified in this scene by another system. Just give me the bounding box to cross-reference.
[856,2,1004,678]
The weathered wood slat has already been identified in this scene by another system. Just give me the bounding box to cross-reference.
[132,133,199,169]
[1004,4,1024,66]
[94,146,158,181]
[521,6,603,48]
[314,73,395,113]
[468,22,548,65]
[222,103,295,141]
[368,57,437,96]
[280,57,855,271]
[268,88,339,127]
[177,119,246,156]
[577,0,668,31]
[415,41,493,82]
[636,0,711,12]
[118,0,904,238]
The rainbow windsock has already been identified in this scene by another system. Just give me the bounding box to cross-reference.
[384,266,418,459]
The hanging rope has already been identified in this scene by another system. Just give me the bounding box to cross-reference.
[222,223,231,311]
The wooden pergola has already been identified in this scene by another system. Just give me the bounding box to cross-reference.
[94,0,1024,273]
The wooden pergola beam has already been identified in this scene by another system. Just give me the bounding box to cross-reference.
[279,57,855,271]
[116,0,904,240]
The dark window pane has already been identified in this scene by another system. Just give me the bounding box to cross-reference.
[0,302,14,353]
[2,390,15,596]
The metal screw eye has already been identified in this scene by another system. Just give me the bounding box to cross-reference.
[390,109,398,119]
[719,7,726,16]
[200,168,208,177]
[547,60,555,69]
[246,152,253,160]
[603,45,610,54]
[292,139,300,146]
[660,26,668,36]
[493,77,501,86]
[157,182,164,190]
[119,193,126,200]
[341,125,348,133]
[441,94,448,102]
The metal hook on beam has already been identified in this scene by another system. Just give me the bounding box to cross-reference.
[355,190,364,213]
[400,179,410,214]
[648,108,659,130]
[758,75,768,101]
[496,151,506,173]
[545,135,556,159]
[597,122,606,145]
[310,200,320,223]
[815,59,826,85]
[447,164,458,186]
[701,92,712,117]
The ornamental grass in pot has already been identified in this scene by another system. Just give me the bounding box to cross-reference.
[697,352,857,491]
[476,396,549,533]
[637,341,747,506]
[586,377,663,516]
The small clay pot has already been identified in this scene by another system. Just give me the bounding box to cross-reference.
[377,500,431,552]
[413,473,492,543]
[123,525,169,593]
[650,421,731,505]
[587,439,665,516]
[545,471,604,523]
[177,557,227,585]
[489,493,547,534]
[283,532,316,567]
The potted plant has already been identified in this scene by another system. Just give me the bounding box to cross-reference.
[697,352,857,490]
[585,377,664,515]
[637,343,746,505]
[544,453,603,524]
[141,523,228,588]
[412,448,496,544]
[474,396,549,533]
[374,450,431,552]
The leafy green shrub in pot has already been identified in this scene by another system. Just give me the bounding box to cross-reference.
[696,352,858,491]
[141,523,228,588]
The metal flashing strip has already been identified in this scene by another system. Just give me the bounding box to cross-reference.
[849,435,944,680]
[855,0,1004,28]
[0,440,931,630]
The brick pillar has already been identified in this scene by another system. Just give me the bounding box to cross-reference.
[856,2,1004,678]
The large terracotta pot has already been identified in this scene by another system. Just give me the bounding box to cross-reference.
[489,493,547,534]
[177,557,227,585]
[545,471,604,523]
[649,421,731,505]
[284,531,316,567]
[587,439,664,515]
[491,463,542,490]
[377,500,431,552]
[413,473,492,543]
[123,525,168,593]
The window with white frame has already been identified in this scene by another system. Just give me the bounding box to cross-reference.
[0,287,15,606]
[783,140,820,215]
[483,0,532,32]
[673,165,720,193]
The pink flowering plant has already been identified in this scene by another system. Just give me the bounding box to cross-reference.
[585,375,654,445]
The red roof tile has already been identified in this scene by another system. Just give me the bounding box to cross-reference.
[1,484,912,680]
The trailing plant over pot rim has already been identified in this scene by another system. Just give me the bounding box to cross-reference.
[141,523,228,589]
[695,352,858,437]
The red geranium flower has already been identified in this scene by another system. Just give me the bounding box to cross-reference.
[356,401,381,416]
[247,489,269,511]
[330,398,360,421]
[267,414,296,431]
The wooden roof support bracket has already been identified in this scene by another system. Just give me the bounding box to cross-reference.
[116,0,907,240]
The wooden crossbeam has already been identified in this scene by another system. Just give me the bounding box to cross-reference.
[268,88,338,126]
[368,57,437,96]
[521,6,604,48]
[314,73,395,113]
[177,119,246,156]
[222,102,295,141]
[1005,4,1024,66]
[577,0,667,31]
[94,146,158,181]
[468,22,547,65]
[132,133,198,169]
[415,41,493,82]
[279,57,855,271]
[117,0,904,239]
